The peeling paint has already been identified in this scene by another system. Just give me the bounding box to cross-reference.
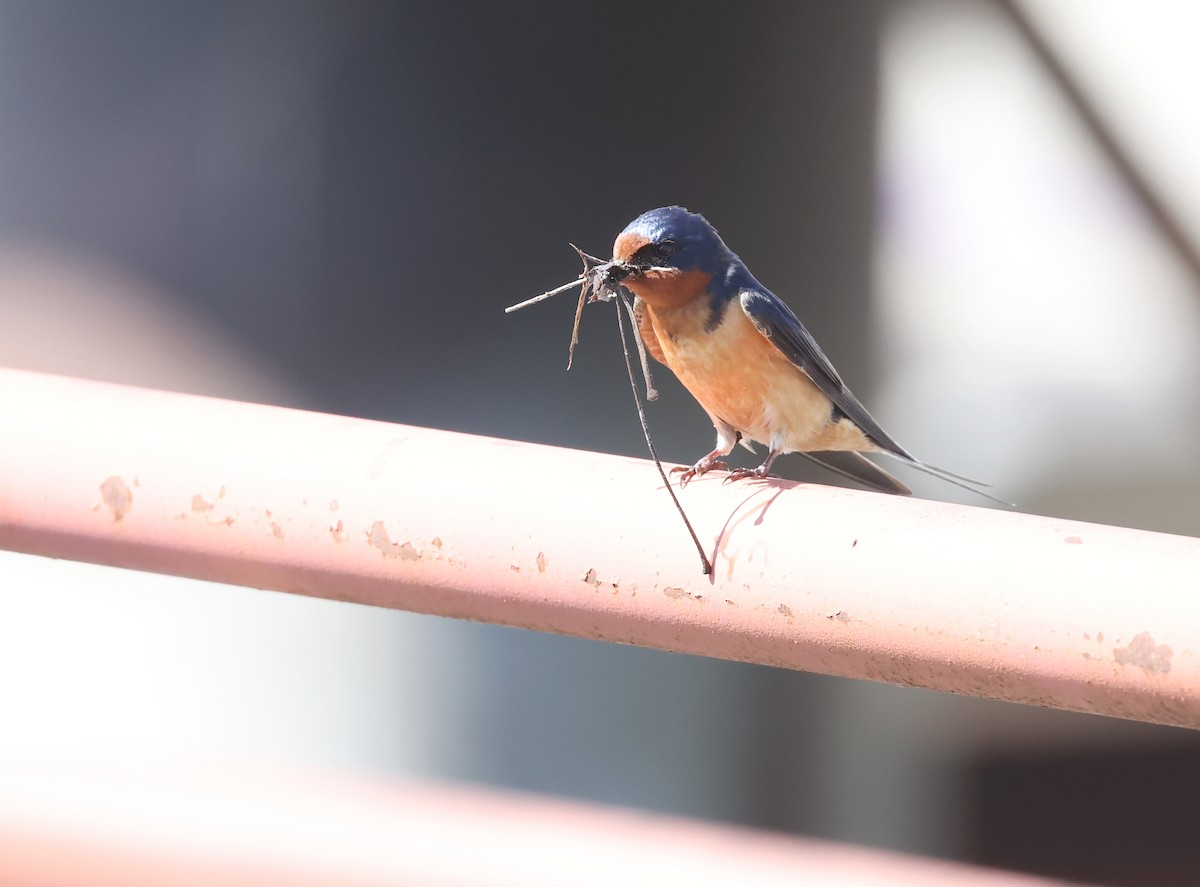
[271,521,284,539]
[827,610,851,623]
[778,604,793,618]
[431,537,443,550]
[583,568,599,587]
[663,587,704,602]
[1114,632,1172,675]
[536,552,547,573]
[100,476,132,522]
[511,565,521,573]
[367,520,420,560]
[367,438,407,479]
[330,519,346,543]
[191,494,213,513]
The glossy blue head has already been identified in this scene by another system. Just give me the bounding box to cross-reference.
[607,206,749,311]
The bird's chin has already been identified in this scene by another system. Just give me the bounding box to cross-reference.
[622,268,704,311]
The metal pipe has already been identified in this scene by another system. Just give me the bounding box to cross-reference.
[1,367,1198,728]
[0,756,1082,886]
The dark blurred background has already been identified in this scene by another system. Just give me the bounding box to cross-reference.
[1,1,1199,884]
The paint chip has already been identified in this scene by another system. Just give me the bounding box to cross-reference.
[100,476,132,522]
[191,494,213,513]
[536,551,547,573]
[367,520,421,560]
[1113,632,1172,675]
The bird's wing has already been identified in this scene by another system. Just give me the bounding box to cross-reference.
[738,287,914,460]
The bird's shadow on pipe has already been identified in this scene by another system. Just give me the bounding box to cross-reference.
[654,473,799,584]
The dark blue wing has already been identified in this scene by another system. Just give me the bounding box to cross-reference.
[738,287,915,460]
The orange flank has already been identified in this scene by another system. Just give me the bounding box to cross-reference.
[637,295,877,455]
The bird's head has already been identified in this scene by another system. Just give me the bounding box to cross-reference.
[601,206,735,310]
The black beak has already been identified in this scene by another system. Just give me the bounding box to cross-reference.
[583,260,638,303]
[601,261,638,286]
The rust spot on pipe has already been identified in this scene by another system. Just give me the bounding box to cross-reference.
[100,476,132,522]
[367,520,420,560]
[1114,632,1172,675]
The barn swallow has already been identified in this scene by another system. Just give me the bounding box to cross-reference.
[594,205,996,499]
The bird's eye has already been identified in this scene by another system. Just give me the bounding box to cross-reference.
[653,240,677,260]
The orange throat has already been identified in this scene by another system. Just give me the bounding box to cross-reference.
[622,268,712,311]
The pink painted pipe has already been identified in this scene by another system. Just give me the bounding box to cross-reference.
[1,367,1198,727]
[0,756,1081,886]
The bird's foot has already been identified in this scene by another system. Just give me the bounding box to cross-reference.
[671,458,729,488]
[722,465,774,485]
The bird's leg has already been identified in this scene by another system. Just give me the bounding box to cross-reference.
[723,449,782,484]
[671,424,739,487]
[671,449,730,487]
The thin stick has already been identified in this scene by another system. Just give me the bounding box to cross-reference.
[504,277,586,314]
[620,296,658,401]
[566,245,594,371]
[614,292,712,575]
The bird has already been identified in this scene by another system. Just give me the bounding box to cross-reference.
[595,205,996,500]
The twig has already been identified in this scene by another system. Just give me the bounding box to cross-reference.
[614,292,712,575]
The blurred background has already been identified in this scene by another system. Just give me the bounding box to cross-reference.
[1,0,1198,883]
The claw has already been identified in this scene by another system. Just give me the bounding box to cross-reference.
[671,459,728,487]
[722,466,772,485]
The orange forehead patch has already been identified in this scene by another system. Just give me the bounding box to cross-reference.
[613,232,652,262]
